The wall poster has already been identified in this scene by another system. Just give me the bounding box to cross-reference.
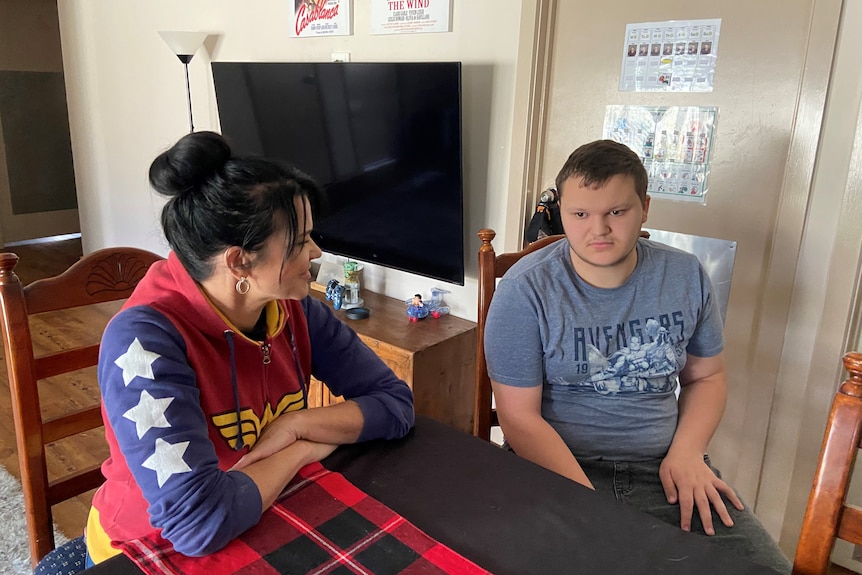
[371,0,451,35]
[619,18,720,92]
[290,0,352,37]
[603,105,718,204]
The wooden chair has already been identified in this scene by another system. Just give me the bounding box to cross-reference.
[793,352,862,575]
[0,247,162,567]
[474,228,650,442]
[474,229,568,440]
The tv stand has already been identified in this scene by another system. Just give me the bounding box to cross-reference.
[308,289,477,434]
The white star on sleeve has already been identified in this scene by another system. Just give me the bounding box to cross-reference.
[141,438,192,488]
[123,390,174,439]
[114,338,161,386]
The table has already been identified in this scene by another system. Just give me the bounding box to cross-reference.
[84,417,780,574]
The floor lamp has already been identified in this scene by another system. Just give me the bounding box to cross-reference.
[158,31,208,133]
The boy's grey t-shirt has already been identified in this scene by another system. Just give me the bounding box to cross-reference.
[485,238,724,461]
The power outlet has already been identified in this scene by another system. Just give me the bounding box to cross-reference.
[331,51,350,62]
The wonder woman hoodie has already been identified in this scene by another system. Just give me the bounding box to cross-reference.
[86,252,414,562]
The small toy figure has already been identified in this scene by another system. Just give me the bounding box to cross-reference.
[325,278,345,310]
[406,293,429,322]
[405,290,452,321]
[428,287,451,319]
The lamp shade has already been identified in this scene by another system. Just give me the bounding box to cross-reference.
[158,31,207,58]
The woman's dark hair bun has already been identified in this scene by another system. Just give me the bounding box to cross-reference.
[149,131,231,198]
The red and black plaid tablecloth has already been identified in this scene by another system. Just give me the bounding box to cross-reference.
[118,462,491,575]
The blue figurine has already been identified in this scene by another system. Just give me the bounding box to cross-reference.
[428,287,451,319]
[325,278,345,310]
[406,293,429,322]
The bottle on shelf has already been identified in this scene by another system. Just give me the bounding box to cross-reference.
[342,260,364,309]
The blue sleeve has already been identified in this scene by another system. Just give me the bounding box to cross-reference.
[301,297,414,441]
[99,307,262,556]
[484,275,545,388]
[686,263,725,358]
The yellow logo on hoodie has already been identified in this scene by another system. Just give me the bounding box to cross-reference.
[212,390,305,449]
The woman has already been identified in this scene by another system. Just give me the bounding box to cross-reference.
[84,131,414,564]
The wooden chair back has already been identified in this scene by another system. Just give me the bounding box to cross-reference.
[474,228,650,441]
[0,247,162,566]
[793,352,862,575]
[474,229,567,440]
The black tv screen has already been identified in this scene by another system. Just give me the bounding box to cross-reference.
[211,61,465,285]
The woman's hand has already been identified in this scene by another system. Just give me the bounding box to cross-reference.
[231,437,336,472]
[231,439,338,511]
[234,402,364,470]
[232,413,304,470]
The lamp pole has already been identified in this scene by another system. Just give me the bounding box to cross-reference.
[178,55,194,133]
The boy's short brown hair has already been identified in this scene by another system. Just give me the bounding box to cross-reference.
[554,140,648,204]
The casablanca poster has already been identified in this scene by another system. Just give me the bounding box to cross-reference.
[290,0,352,37]
[371,0,451,35]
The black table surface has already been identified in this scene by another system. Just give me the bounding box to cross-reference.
[85,416,780,574]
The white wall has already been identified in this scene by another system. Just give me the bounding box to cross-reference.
[56,0,525,320]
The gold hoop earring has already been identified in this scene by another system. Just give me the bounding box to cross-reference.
[235,276,250,295]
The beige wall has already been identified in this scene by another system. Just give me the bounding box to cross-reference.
[57,0,526,319]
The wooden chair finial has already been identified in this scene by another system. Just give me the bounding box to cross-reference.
[841,352,862,398]
[0,252,20,274]
[478,229,496,248]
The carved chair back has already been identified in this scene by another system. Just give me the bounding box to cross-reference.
[0,247,162,566]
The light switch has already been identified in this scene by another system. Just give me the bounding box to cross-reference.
[331,51,350,62]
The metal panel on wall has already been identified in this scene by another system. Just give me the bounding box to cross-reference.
[645,228,736,324]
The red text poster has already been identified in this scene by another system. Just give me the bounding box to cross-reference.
[290,0,352,37]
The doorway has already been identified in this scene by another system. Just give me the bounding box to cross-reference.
[0,0,81,246]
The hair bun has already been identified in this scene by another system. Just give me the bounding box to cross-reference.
[149,131,231,198]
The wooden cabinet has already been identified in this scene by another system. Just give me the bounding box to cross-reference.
[307,289,477,434]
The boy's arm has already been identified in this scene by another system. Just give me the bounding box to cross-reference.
[660,352,743,535]
[492,380,594,489]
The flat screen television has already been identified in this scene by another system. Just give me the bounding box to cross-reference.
[211,61,465,285]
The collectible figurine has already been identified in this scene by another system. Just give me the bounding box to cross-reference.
[405,289,451,321]
[325,278,345,310]
[428,287,451,319]
[406,293,429,322]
